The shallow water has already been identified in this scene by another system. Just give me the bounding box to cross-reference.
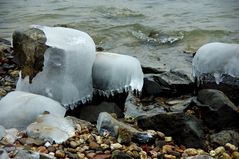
[1,0,239,71]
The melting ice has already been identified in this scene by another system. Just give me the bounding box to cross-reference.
[92,52,144,97]
[16,25,96,109]
[192,42,239,84]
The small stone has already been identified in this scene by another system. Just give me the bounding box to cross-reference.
[55,150,65,158]
[96,136,103,144]
[9,70,19,78]
[49,152,55,156]
[70,141,79,148]
[132,151,140,159]
[0,88,7,96]
[164,136,172,142]
[101,144,110,150]
[221,152,231,159]
[89,141,100,149]
[184,148,198,156]
[164,154,176,159]
[196,149,207,155]
[77,152,85,158]
[139,151,147,159]
[157,131,165,139]
[209,150,216,157]
[162,145,174,154]
[47,146,56,152]
[37,146,48,153]
[225,143,238,152]
[128,143,142,152]
[112,150,133,159]
[232,151,239,159]
[44,142,52,147]
[149,150,158,158]
[110,143,123,150]
[86,152,96,159]
[214,146,225,156]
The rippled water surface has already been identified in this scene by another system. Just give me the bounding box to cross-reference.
[1,0,239,71]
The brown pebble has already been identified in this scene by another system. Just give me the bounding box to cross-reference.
[47,146,56,152]
[37,146,48,153]
[164,154,176,159]
[55,150,65,158]
[232,151,239,159]
[86,152,96,159]
[89,141,100,149]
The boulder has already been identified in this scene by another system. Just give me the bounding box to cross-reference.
[0,91,66,129]
[142,70,194,97]
[195,89,239,130]
[210,130,239,147]
[27,113,75,144]
[137,112,205,148]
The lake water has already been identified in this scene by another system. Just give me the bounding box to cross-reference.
[1,0,239,72]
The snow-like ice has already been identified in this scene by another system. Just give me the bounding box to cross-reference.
[192,42,239,84]
[0,91,65,129]
[27,113,75,144]
[16,25,96,109]
[92,52,144,97]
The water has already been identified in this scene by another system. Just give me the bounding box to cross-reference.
[1,0,239,72]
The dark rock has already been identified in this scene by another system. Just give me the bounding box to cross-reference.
[124,93,166,118]
[195,89,239,130]
[197,73,239,105]
[66,101,124,123]
[137,112,205,148]
[111,150,133,159]
[142,70,194,97]
[12,27,48,82]
[131,132,156,145]
[210,130,239,147]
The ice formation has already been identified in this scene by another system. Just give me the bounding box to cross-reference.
[92,52,144,97]
[27,113,75,144]
[0,91,65,129]
[16,25,96,109]
[192,42,239,84]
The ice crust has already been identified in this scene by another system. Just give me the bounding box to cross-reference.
[192,42,239,84]
[27,113,75,144]
[16,25,96,109]
[92,52,144,97]
[0,91,65,129]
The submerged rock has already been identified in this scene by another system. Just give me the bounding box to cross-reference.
[195,89,239,130]
[0,91,65,129]
[14,25,96,108]
[27,113,75,144]
[137,112,205,148]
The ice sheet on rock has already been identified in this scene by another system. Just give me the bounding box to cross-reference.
[0,91,65,129]
[17,25,96,109]
[27,114,75,144]
[192,42,239,84]
[92,52,144,97]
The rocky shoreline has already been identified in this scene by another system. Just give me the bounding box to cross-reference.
[1,36,239,159]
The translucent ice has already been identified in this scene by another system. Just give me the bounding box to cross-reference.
[27,113,75,144]
[16,25,96,109]
[92,52,144,97]
[0,91,65,129]
[192,42,239,84]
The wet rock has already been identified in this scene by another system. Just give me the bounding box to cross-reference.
[131,132,156,145]
[0,91,66,129]
[142,70,194,97]
[27,113,75,144]
[12,27,47,81]
[137,112,205,148]
[124,93,166,118]
[18,137,45,146]
[195,89,239,130]
[0,149,9,159]
[112,150,133,159]
[210,130,239,147]
[67,101,123,123]
[2,128,18,144]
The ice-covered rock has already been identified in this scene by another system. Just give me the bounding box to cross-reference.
[0,91,65,129]
[27,113,75,144]
[15,25,96,109]
[192,42,239,84]
[0,149,9,159]
[93,52,144,97]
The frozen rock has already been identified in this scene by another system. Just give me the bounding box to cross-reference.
[27,113,75,144]
[0,149,9,159]
[14,25,96,109]
[93,52,144,97]
[0,91,65,129]
[192,42,239,84]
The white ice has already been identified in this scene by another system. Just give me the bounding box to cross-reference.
[192,42,239,84]
[92,52,144,97]
[0,91,65,129]
[27,113,75,144]
[16,25,96,109]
